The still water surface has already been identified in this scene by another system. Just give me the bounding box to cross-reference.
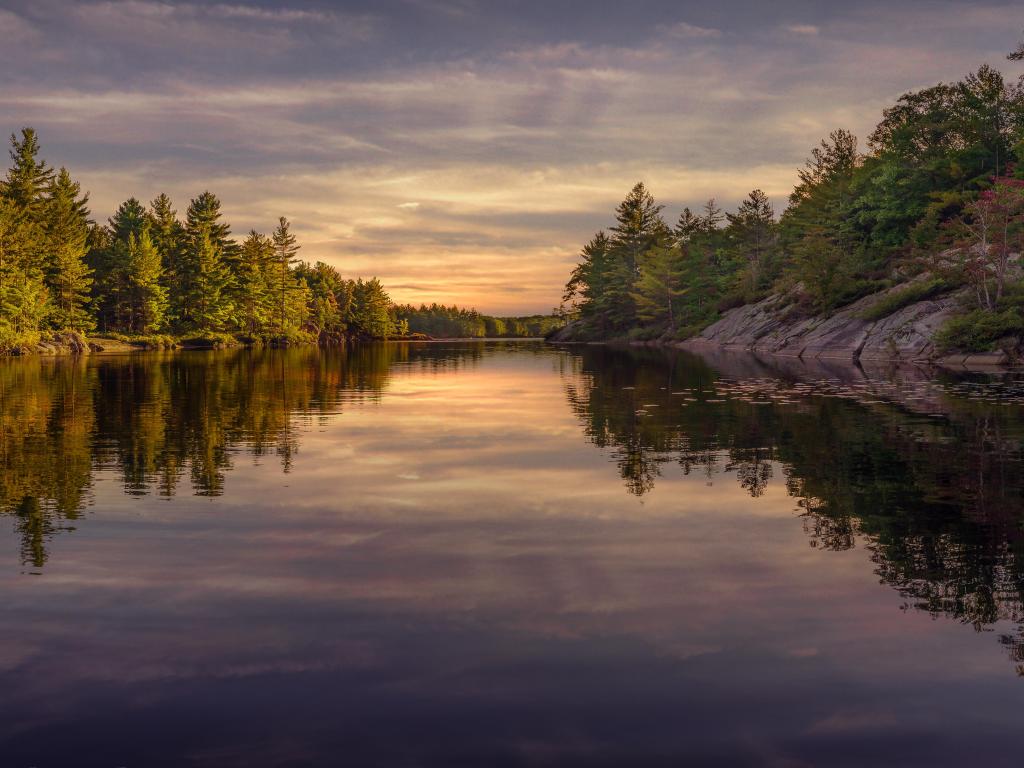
[2,341,1023,766]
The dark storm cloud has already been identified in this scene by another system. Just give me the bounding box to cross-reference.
[0,0,1020,312]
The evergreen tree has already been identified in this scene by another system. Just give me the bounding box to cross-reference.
[148,194,185,322]
[600,183,668,332]
[2,128,55,221]
[351,277,394,338]
[109,198,148,241]
[44,168,93,331]
[782,131,862,310]
[701,198,724,231]
[236,230,274,337]
[126,227,168,333]
[91,198,149,331]
[270,217,301,336]
[674,207,703,244]
[296,261,348,340]
[184,230,233,333]
[0,198,48,345]
[186,191,235,258]
[564,231,614,334]
[631,243,686,330]
[725,189,776,293]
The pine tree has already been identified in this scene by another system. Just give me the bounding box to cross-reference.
[782,132,860,310]
[631,243,687,330]
[148,194,185,323]
[564,231,613,333]
[108,198,148,241]
[184,230,234,334]
[91,198,149,331]
[270,217,300,336]
[236,230,274,338]
[726,189,776,293]
[351,278,394,338]
[126,227,168,333]
[2,128,55,221]
[0,198,48,345]
[603,183,668,332]
[44,168,93,331]
[186,191,235,258]
[701,198,724,231]
[674,207,702,244]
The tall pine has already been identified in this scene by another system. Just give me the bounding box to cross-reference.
[270,217,301,336]
[44,168,93,331]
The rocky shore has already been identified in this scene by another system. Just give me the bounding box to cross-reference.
[551,280,1015,367]
[680,283,1014,366]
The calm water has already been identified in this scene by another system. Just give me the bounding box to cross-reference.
[2,341,1023,767]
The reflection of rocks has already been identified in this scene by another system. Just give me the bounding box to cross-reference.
[565,343,1024,672]
[684,284,965,363]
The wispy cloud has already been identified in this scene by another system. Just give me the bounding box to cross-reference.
[663,21,722,40]
[785,24,820,36]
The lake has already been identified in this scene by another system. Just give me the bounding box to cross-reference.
[1,341,1022,767]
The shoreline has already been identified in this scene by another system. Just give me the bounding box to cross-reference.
[5,334,548,357]
[548,336,1015,373]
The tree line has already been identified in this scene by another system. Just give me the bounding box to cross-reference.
[563,58,1024,351]
[0,128,417,351]
[392,303,563,338]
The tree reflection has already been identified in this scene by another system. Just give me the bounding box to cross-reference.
[564,344,1024,671]
[0,345,429,567]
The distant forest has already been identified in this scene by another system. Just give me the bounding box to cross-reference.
[393,304,562,338]
[0,131,552,352]
[563,55,1024,352]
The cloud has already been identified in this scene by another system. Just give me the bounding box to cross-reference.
[664,21,722,40]
[785,24,821,36]
[1,0,1020,313]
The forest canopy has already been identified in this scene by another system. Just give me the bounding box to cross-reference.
[0,131,552,352]
[562,61,1024,351]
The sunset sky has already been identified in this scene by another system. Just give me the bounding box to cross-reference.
[1,0,1021,314]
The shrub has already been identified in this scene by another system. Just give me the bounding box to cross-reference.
[861,278,952,321]
[178,331,239,349]
[104,332,177,349]
[934,308,1024,352]
[0,328,40,354]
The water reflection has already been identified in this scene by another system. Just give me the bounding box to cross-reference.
[565,345,1024,672]
[2,341,1024,765]
[1,343,542,567]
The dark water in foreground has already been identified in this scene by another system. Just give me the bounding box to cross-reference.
[2,341,1024,767]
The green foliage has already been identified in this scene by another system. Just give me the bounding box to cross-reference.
[125,228,168,333]
[630,243,686,330]
[103,331,177,348]
[860,279,951,321]
[2,128,54,220]
[0,197,48,341]
[44,168,93,331]
[935,308,1024,352]
[351,278,396,339]
[149,193,186,324]
[563,62,1024,340]
[0,127,480,352]
[235,230,274,338]
[725,188,777,293]
[183,230,234,333]
[394,303,486,337]
[392,304,561,338]
[270,216,303,336]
